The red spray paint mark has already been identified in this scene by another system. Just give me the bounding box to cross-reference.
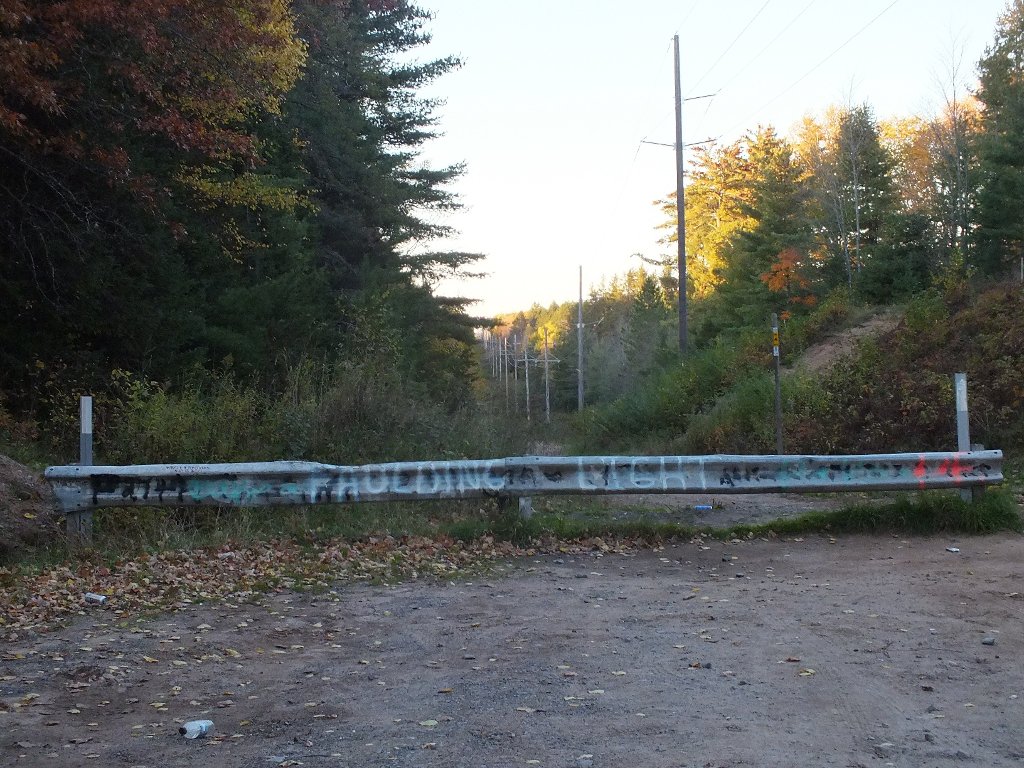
[950,453,964,485]
[913,455,928,489]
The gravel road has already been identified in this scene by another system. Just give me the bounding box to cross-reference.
[3,533,1023,767]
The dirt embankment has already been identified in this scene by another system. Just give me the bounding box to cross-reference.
[789,308,902,375]
[0,455,62,559]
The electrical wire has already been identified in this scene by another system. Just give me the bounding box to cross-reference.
[714,0,820,95]
[607,39,675,219]
[676,0,703,32]
[688,0,772,95]
[720,0,902,138]
[690,0,818,139]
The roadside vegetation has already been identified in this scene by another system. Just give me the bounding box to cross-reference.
[3,0,1024,583]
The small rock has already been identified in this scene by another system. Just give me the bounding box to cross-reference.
[735,573,745,579]
[873,743,896,759]
[982,637,996,646]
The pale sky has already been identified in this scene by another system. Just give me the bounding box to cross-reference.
[411,0,1009,317]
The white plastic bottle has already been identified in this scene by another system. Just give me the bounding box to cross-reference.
[179,720,214,739]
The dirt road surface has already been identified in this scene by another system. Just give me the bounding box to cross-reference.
[3,533,1023,768]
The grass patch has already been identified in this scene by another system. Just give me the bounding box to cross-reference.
[8,487,1020,572]
[449,488,1022,546]
[715,489,1022,540]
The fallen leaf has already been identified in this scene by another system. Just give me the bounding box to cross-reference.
[799,668,816,677]
[437,688,453,694]
[142,656,158,664]
[418,719,438,727]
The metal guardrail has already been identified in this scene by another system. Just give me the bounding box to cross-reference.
[46,451,1003,513]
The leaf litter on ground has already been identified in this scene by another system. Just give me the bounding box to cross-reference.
[0,534,640,638]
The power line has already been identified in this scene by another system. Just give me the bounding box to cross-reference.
[676,0,703,32]
[691,0,818,139]
[688,0,772,95]
[714,0,821,95]
[720,0,902,138]
[606,39,675,222]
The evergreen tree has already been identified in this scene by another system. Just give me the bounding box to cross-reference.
[658,141,753,300]
[719,127,816,327]
[286,0,482,400]
[975,0,1024,276]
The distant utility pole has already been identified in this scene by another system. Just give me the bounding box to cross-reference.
[513,334,520,414]
[503,336,510,413]
[543,327,552,425]
[577,265,585,411]
[673,34,688,355]
[524,340,531,422]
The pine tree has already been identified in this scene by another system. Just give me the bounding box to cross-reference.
[975,0,1024,276]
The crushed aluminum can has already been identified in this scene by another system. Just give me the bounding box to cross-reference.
[945,547,960,553]
[84,592,108,605]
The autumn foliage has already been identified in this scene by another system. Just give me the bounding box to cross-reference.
[0,1,478,426]
[761,247,817,308]
[0,0,304,162]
